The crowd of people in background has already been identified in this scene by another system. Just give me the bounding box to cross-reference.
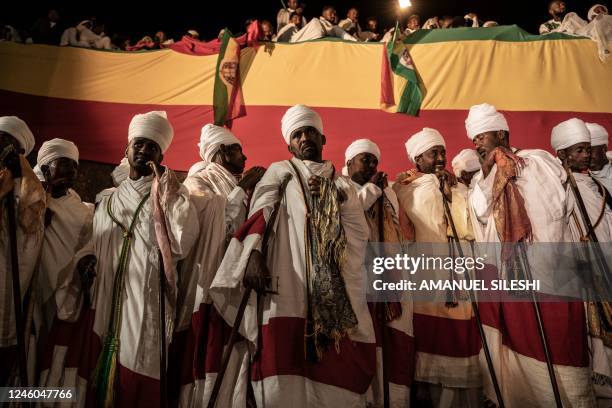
[1,1,609,51]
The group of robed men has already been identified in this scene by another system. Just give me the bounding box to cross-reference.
[0,103,611,408]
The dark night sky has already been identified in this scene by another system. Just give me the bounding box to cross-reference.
[4,0,608,41]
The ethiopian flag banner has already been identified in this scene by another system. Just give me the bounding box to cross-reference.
[386,22,423,116]
[213,28,245,126]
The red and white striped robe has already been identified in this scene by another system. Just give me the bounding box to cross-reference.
[468,149,595,407]
[210,158,376,407]
[39,170,199,407]
[350,178,415,407]
[174,162,250,407]
[394,173,482,407]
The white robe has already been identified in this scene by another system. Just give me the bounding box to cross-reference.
[394,174,481,408]
[177,163,249,408]
[566,172,612,402]
[349,178,414,408]
[468,149,595,407]
[275,23,299,43]
[290,17,357,43]
[210,158,375,407]
[0,172,44,386]
[276,8,307,32]
[37,189,94,389]
[86,171,198,404]
[592,163,612,197]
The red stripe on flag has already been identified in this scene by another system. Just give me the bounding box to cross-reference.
[2,90,611,176]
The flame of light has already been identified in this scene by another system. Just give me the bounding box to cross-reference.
[399,0,411,9]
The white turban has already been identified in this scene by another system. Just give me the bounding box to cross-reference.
[451,149,481,177]
[405,128,446,163]
[37,138,79,167]
[465,103,509,140]
[199,124,241,163]
[281,105,323,145]
[187,161,208,177]
[588,4,608,21]
[111,157,130,187]
[586,122,609,147]
[342,138,381,176]
[550,118,591,152]
[0,116,35,155]
[128,111,173,153]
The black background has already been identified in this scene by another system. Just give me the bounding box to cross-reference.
[2,0,607,41]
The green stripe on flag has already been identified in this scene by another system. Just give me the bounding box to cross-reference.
[213,29,232,126]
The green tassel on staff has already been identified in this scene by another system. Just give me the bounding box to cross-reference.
[92,192,149,407]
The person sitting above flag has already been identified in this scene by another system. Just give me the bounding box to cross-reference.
[588,122,611,195]
[277,0,307,32]
[342,138,414,407]
[209,104,375,407]
[540,0,570,33]
[589,4,609,21]
[339,7,362,39]
[404,14,421,34]
[360,16,381,40]
[290,5,357,43]
[0,116,45,386]
[275,12,304,42]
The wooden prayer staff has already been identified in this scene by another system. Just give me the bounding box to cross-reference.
[563,163,612,285]
[376,177,390,408]
[438,175,506,408]
[208,174,290,408]
[515,242,562,407]
[1,144,29,389]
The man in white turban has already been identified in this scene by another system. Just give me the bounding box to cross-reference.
[588,122,611,195]
[342,138,414,407]
[466,105,594,407]
[449,148,481,242]
[552,118,612,402]
[44,111,200,405]
[393,128,482,408]
[33,139,96,390]
[209,104,375,406]
[0,116,45,386]
[176,124,264,407]
[290,5,356,42]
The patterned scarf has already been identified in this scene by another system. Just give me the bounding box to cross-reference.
[288,159,357,362]
[491,149,533,280]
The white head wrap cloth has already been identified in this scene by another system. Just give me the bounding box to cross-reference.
[280,104,324,145]
[342,138,381,176]
[405,128,446,163]
[36,138,79,167]
[187,160,208,177]
[550,118,591,152]
[198,124,241,163]
[111,157,130,187]
[0,116,35,155]
[586,122,609,147]
[451,149,481,177]
[465,103,509,140]
[588,4,608,21]
[128,111,174,153]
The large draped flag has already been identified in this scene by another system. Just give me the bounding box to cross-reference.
[384,22,423,116]
[213,29,245,127]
